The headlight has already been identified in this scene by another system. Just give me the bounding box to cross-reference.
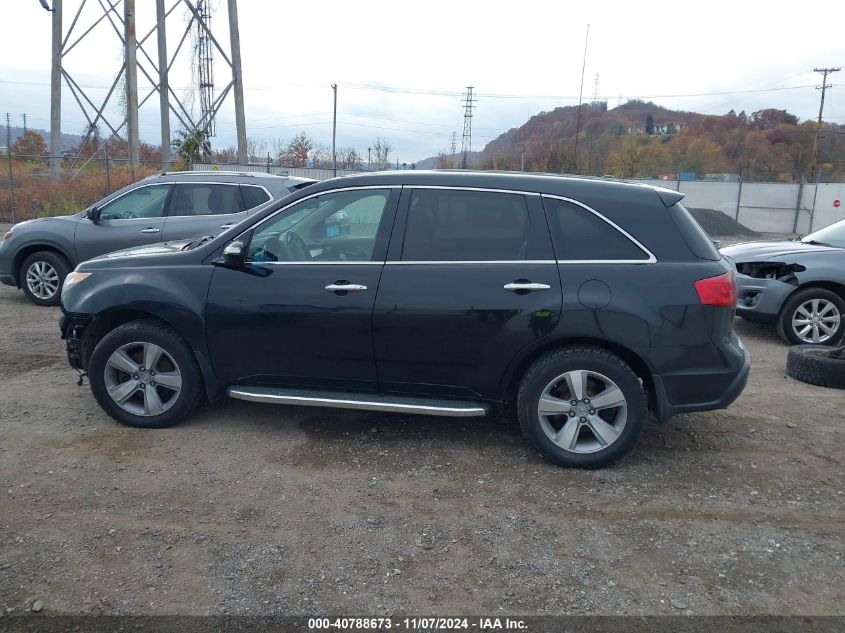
[62,271,92,298]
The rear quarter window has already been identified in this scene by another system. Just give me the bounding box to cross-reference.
[668,203,721,261]
[543,197,652,261]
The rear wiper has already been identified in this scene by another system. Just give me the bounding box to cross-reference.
[185,234,215,250]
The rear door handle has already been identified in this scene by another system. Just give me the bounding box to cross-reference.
[504,282,551,292]
[140,227,161,234]
[325,283,368,293]
[220,223,234,229]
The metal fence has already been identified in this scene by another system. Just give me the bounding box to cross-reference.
[2,155,844,234]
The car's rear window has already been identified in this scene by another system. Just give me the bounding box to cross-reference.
[668,202,721,261]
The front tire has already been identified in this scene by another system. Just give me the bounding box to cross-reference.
[20,251,70,307]
[517,346,646,468]
[88,319,203,428]
[777,288,844,346]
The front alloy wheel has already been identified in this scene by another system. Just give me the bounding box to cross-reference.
[778,288,845,347]
[25,260,60,301]
[104,342,183,417]
[790,298,841,344]
[88,319,202,428]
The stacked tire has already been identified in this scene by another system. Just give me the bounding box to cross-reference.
[785,345,845,389]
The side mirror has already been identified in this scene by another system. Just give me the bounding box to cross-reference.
[713,239,722,249]
[87,207,102,223]
[221,240,245,266]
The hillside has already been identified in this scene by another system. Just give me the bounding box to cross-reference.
[475,100,845,182]
[0,124,83,151]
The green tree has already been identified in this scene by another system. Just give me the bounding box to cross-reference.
[645,115,655,135]
[171,129,210,164]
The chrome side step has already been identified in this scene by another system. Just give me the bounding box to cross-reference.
[227,386,489,417]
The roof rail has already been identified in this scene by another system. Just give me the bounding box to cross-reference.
[156,170,272,177]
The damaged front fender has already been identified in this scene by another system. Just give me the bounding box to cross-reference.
[735,261,806,286]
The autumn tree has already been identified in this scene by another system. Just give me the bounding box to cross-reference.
[275,132,313,167]
[12,131,49,158]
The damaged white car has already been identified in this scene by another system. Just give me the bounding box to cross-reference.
[721,219,845,346]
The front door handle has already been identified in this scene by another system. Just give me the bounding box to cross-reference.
[140,227,161,234]
[220,223,234,229]
[325,282,368,293]
[503,281,551,292]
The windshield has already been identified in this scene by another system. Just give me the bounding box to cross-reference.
[802,219,845,248]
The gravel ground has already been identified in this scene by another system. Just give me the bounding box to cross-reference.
[0,259,843,617]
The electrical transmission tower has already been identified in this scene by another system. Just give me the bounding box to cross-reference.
[44,0,248,180]
[449,131,457,157]
[194,0,215,138]
[809,67,840,182]
[591,73,600,103]
[460,86,476,169]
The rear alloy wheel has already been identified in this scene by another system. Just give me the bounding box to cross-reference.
[518,346,646,468]
[88,319,203,428]
[20,251,70,307]
[778,288,844,346]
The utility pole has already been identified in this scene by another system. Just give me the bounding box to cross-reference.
[156,0,171,171]
[809,67,840,182]
[460,86,476,169]
[367,146,371,171]
[228,0,248,164]
[124,0,139,170]
[6,113,16,223]
[50,0,62,181]
[572,24,590,173]
[331,83,337,177]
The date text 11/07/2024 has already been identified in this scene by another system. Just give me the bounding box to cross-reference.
[307,617,528,630]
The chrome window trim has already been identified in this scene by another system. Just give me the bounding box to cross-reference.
[240,185,397,263]
[387,260,556,265]
[542,194,657,264]
[407,185,540,196]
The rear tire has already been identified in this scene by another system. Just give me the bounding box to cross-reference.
[517,346,646,468]
[88,319,204,428]
[20,251,70,307]
[777,287,844,346]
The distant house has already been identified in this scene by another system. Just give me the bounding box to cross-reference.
[626,122,685,136]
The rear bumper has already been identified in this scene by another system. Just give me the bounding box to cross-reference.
[652,338,751,422]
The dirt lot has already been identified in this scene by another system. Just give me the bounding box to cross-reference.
[0,278,843,617]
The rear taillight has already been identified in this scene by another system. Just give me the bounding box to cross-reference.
[695,270,737,307]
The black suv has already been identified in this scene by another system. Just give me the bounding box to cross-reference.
[60,171,750,468]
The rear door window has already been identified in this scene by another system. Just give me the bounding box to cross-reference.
[169,183,245,216]
[402,189,530,261]
[543,197,652,262]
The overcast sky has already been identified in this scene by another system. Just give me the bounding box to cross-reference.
[1,0,844,163]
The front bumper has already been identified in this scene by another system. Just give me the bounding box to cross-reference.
[0,274,15,287]
[59,312,92,370]
[651,337,751,422]
[734,272,795,320]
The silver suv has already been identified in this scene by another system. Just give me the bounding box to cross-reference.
[0,171,313,305]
